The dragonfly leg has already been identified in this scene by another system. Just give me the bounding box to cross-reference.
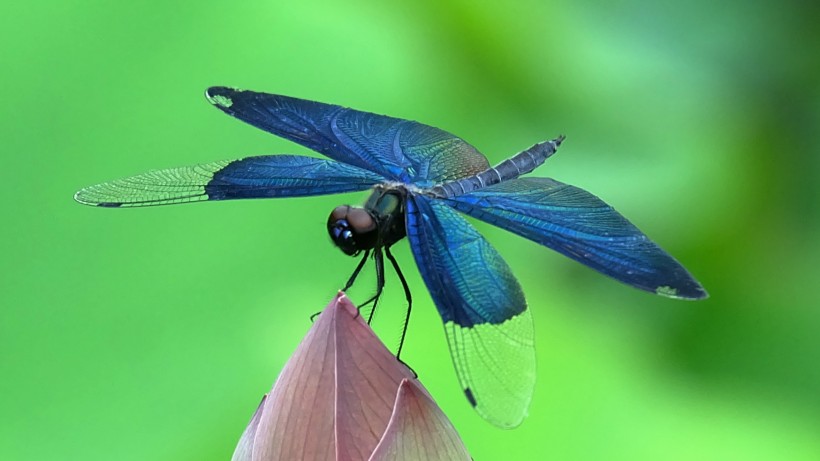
[309,249,372,322]
[358,248,385,324]
[385,246,413,360]
[343,249,371,292]
[398,357,418,379]
[340,249,372,320]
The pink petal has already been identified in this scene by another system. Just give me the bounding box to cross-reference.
[231,395,266,461]
[241,293,418,460]
[369,379,471,461]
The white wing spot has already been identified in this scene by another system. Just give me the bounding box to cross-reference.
[209,94,233,108]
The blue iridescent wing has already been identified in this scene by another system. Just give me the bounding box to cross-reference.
[206,87,490,184]
[444,177,707,299]
[74,155,384,207]
[405,194,535,428]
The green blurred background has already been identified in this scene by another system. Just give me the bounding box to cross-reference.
[2,1,819,459]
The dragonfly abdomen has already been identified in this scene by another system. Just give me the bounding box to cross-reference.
[431,135,564,198]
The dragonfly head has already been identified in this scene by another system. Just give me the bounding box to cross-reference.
[328,205,378,256]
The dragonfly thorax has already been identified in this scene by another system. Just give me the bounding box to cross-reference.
[327,187,407,257]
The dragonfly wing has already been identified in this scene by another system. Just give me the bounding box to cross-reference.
[406,194,535,428]
[206,87,490,184]
[74,155,384,207]
[444,177,707,299]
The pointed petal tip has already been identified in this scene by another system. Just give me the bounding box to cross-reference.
[370,378,471,460]
[308,292,358,326]
[396,378,432,401]
[230,394,268,461]
[331,291,359,318]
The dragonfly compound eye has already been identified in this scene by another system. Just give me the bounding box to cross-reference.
[327,206,377,256]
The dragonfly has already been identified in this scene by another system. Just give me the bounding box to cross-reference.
[75,87,707,428]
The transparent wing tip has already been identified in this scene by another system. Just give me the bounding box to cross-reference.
[73,188,122,207]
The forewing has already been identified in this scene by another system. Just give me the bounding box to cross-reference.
[406,194,535,428]
[444,177,707,299]
[206,87,490,184]
[74,155,384,207]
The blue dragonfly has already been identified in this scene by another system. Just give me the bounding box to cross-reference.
[75,87,707,428]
